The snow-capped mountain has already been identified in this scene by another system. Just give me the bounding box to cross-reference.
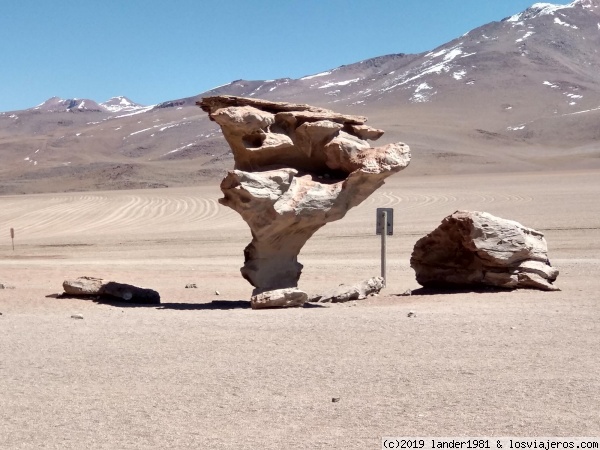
[2,0,600,194]
[190,0,600,114]
[32,97,105,112]
[28,96,147,114]
[100,96,147,114]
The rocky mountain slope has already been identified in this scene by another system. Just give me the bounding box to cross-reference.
[1,0,599,194]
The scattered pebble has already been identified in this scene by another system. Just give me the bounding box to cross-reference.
[185,284,197,289]
[331,397,340,403]
[71,314,84,320]
[215,290,220,296]
[407,311,416,318]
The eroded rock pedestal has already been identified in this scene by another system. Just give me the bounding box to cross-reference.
[410,211,559,291]
[199,96,410,303]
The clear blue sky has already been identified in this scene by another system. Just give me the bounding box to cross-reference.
[0,0,570,112]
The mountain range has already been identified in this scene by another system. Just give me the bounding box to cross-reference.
[1,0,599,194]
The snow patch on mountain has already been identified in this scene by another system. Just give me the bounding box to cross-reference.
[453,70,467,80]
[507,125,526,131]
[410,82,436,103]
[318,78,361,89]
[112,105,155,119]
[516,31,535,42]
[301,71,332,80]
[554,17,579,28]
[129,127,153,136]
[543,81,560,88]
[379,44,476,94]
[164,143,194,156]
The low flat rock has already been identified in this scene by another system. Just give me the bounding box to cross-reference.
[250,288,307,309]
[410,210,559,291]
[63,277,161,304]
[309,277,385,303]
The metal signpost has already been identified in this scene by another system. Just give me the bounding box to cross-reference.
[10,228,14,251]
[376,208,394,286]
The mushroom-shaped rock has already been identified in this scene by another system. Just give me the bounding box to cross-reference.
[199,95,411,297]
[410,211,559,291]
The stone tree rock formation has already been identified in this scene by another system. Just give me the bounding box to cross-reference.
[410,211,559,291]
[199,96,411,304]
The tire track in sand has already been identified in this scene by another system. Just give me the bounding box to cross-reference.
[363,190,533,212]
[0,192,229,240]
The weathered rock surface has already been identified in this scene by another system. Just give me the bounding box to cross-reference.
[251,288,308,309]
[63,276,104,295]
[309,277,385,303]
[199,95,410,296]
[63,277,161,304]
[410,211,559,291]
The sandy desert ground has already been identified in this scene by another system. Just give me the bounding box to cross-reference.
[1,169,599,449]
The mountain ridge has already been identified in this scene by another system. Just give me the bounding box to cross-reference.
[1,0,599,195]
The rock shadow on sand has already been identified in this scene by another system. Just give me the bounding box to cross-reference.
[407,286,515,296]
[46,294,326,310]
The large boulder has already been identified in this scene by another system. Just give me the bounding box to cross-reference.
[410,211,559,291]
[199,96,410,298]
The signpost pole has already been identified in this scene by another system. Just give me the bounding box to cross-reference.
[10,228,14,251]
[381,210,387,286]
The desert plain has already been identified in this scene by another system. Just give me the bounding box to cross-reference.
[1,167,599,449]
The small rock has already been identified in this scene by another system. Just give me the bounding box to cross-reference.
[407,311,416,318]
[0,284,15,290]
[332,397,340,403]
[510,326,516,330]
[396,289,411,297]
[71,314,84,320]
[215,290,220,296]
[185,283,197,289]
